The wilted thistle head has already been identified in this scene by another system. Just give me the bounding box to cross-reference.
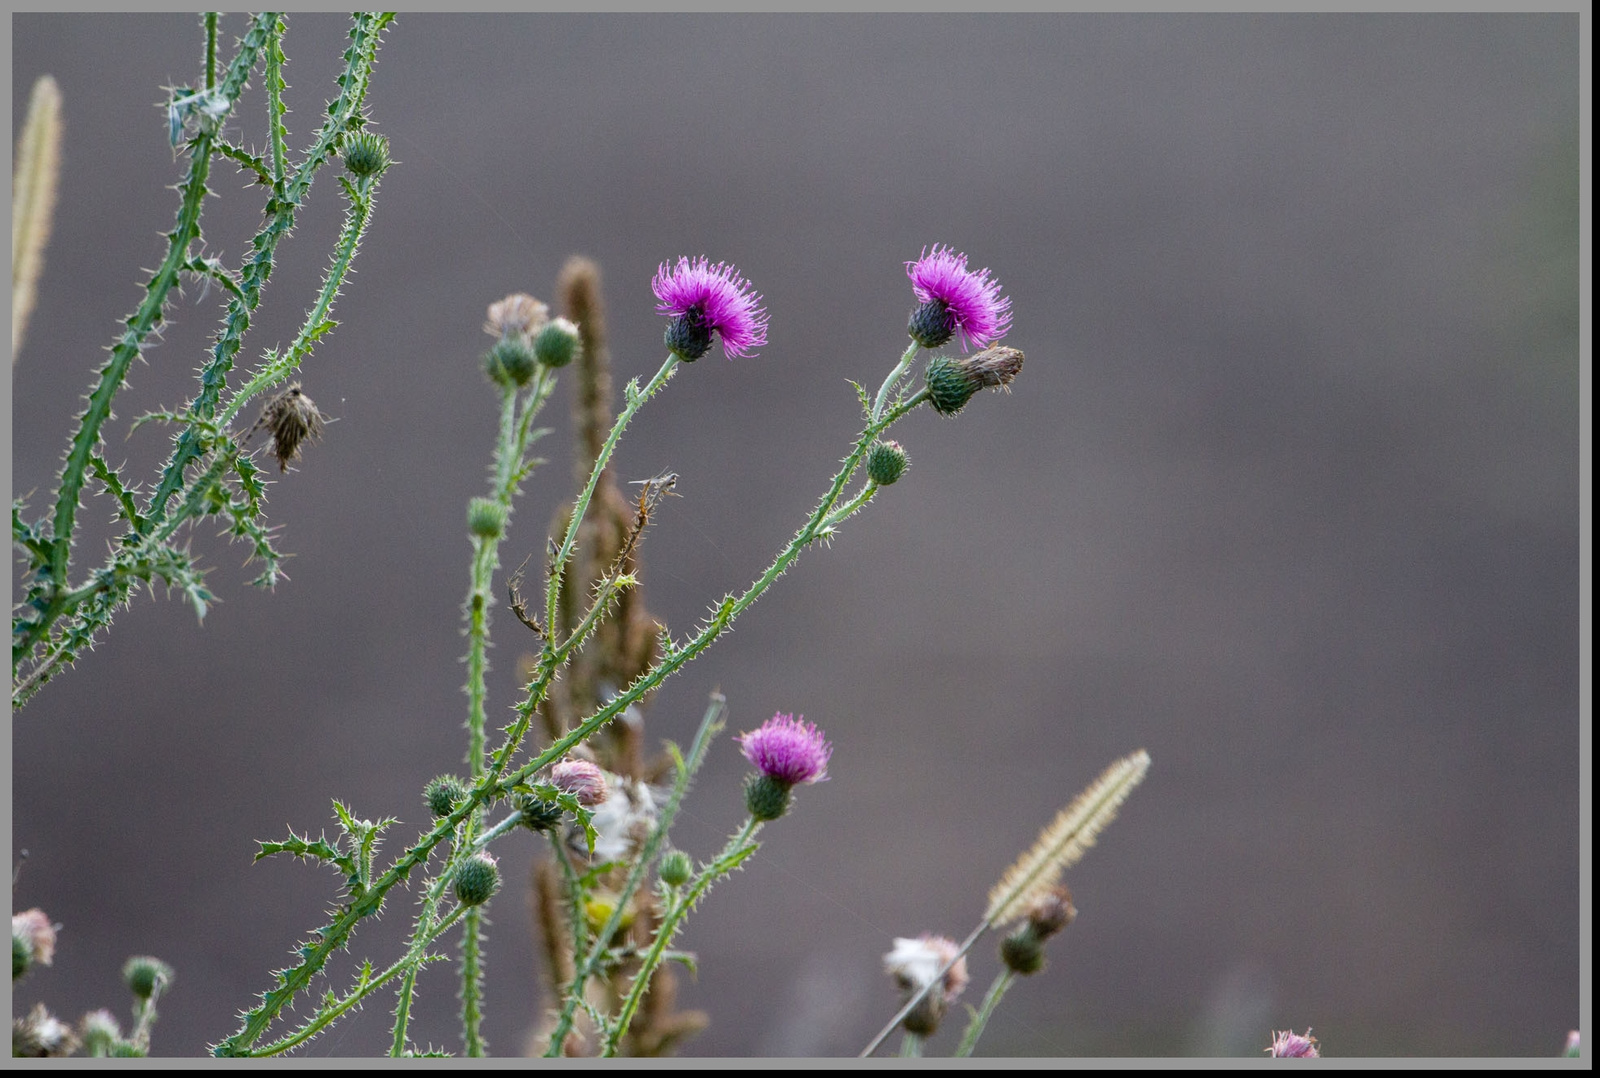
[905,244,1012,351]
[883,934,969,1036]
[251,383,327,471]
[652,256,769,360]
[484,293,550,340]
[12,909,56,979]
[924,346,1025,417]
[1266,1029,1320,1058]
[12,1003,77,1057]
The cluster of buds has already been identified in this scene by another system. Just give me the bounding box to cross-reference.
[883,933,970,1037]
[482,292,582,387]
[997,883,1076,976]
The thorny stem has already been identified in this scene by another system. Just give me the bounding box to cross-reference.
[601,817,763,1057]
[542,693,726,1054]
[954,968,1017,1057]
[870,339,921,423]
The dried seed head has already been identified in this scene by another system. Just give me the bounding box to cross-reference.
[12,1003,78,1057]
[484,293,549,340]
[250,383,327,472]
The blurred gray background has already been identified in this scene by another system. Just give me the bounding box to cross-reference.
[10,13,1580,1058]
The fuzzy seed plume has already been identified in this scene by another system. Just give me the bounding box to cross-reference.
[984,749,1150,927]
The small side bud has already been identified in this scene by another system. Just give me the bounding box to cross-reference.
[866,440,909,486]
[341,131,391,177]
[534,317,582,368]
[907,298,955,349]
[1024,884,1076,939]
[550,758,609,806]
[453,852,501,907]
[518,794,565,833]
[424,774,469,817]
[658,849,692,888]
[484,337,539,388]
[122,955,174,1001]
[466,497,507,540]
[663,308,714,362]
[744,773,793,821]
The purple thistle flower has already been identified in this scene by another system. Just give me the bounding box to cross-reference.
[652,256,769,360]
[905,244,1012,350]
[1266,1029,1320,1058]
[738,713,831,786]
[550,757,609,806]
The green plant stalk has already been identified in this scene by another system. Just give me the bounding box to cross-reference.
[954,968,1016,1057]
[542,693,726,1054]
[870,340,921,422]
[459,905,487,1057]
[899,1032,924,1057]
[202,13,218,89]
[545,352,680,636]
[601,817,762,1056]
[220,382,926,1055]
[262,16,288,191]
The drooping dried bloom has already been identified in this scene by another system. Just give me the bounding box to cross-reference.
[923,346,1026,417]
[883,934,969,1036]
[247,383,327,472]
[652,256,768,360]
[738,713,831,786]
[1266,1029,1320,1058]
[1024,883,1077,939]
[905,245,1012,350]
[12,909,56,974]
[550,757,609,806]
[12,1003,77,1057]
[576,774,659,862]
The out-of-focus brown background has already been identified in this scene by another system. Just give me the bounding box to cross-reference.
[10,13,1580,1058]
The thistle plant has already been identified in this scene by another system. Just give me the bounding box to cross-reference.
[11,13,394,708]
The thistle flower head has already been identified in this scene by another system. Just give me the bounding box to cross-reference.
[883,933,969,1036]
[737,713,831,786]
[905,245,1012,350]
[12,909,56,978]
[549,757,609,807]
[924,346,1026,416]
[249,383,327,471]
[652,256,768,360]
[1266,1029,1320,1058]
[484,293,549,340]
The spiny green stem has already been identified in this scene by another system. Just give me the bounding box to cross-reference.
[601,817,762,1056]
[870,340,921,422]
[954,968,1017,1057]
[459,906,486,1057]
[545,352,679,636]
[543,693,726,1053]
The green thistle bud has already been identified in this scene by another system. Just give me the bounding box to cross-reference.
[866,440,909,486]
[453,853,501,907]
[341,131,391,177]
[744,773,793,822]
[999,927,1047,975]
[658,849,692,888]
[122,955,174,1001]
[78,1010,122,1057]
[466,498,507,540]
[518,794,564,833]
[924,346,1026,417]
[424,774,469,817]
[484,337,539,388]
[534,317,581,368]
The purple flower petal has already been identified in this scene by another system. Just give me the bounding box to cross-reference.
[652,256,769,358]
[905,245,1012,350]
[737,712,832,785]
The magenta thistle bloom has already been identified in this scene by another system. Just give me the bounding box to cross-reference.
[738,713,831,786]
[905,244,1012,351]
[1266,1029,1320,1058]
[652,256,769,360]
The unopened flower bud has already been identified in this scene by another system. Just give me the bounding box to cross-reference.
[518,794,565,833]
[341,131,391,177]
[550,758,609,806]
[534,317,581,368]
[453,852,501,907]
[659,849,692,888]
[122,955,174,1001]
[466,497,507,539]
[12,909,55,980]
[424,774,469,817]
[484,337,539,388]
[866,440,909,486]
